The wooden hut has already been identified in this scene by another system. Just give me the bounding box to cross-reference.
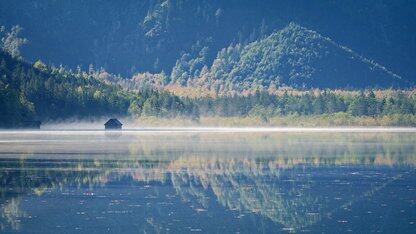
[104,118,122,130]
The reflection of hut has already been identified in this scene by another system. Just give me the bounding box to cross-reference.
[22,121,41,129]
[104,118,122,130]
[105,131,123,138]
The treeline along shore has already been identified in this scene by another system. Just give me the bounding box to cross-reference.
[130,88,416,127]
[189,89,416,126]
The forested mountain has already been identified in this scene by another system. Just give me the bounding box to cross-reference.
[1,0,415,85]
[0,50,126,127]
[169,23,407,93]
[0,50,198,127]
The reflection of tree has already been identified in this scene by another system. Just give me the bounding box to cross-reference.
[0,154,414,231]
[170,159,327,229]
[167,157,415,230]
[3,132,416,162]
[0,198,26,231]
[169,159,323,229]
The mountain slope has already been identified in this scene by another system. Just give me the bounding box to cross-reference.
[0,50,199,128]
[170,23,408,93]
[212,23,407,89]
[0,50,133,127]
[1,0,415,82]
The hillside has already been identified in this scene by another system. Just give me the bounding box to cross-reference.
[170,23,407,93]
[0,51,198,128]
[1,0,415,83]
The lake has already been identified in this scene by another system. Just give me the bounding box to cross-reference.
[0,129,415,233]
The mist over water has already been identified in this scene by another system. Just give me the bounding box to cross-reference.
[14,118,416,132]
[0,130,415,233]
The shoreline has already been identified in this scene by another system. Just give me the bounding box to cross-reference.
[1,126,416,134]
[3,115,416,132]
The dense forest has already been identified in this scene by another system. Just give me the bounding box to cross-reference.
[0,49,198,128]
[168,23,408,94]
[194,90,416,123]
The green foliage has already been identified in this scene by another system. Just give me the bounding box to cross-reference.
[0,80,34,127]
[0,51,199,128]
[135,88,199,119]
[0,50,131,127]
[194,90,416,121]
[171,23,408,93]
[0,25,28,59]
[2,0,416,83]
[248,104,276,122]
[33,60,47,71]
[171,43,210,85]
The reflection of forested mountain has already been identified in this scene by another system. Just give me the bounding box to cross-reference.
[1,132,415,230]
[2,132,416,160]
[1,154,414,231]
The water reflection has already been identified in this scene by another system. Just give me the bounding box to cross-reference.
[0,131,415,233]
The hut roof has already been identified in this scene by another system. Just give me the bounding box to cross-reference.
[105,118,122,126]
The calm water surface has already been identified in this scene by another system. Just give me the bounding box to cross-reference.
[0,129,415,233]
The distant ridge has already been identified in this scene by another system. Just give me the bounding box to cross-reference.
[177,23,409,93]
